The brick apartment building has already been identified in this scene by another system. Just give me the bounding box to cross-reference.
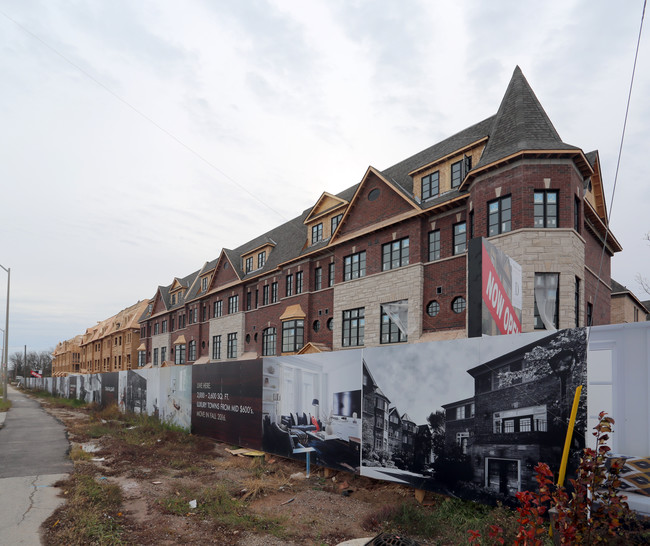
[136,66,620,367]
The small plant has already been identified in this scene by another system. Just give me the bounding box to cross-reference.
[469,412,642,545]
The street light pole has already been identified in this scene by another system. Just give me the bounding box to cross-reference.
[0,264,9,402]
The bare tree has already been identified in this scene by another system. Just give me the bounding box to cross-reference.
[636,232,650,295]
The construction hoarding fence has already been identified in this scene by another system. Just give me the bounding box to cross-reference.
[23,323,650,513]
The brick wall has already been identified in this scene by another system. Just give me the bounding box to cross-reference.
[339,173,415,235]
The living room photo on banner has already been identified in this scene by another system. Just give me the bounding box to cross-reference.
[262,350,363,473]
[361,329,587,503]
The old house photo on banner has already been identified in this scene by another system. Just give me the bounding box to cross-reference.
[361,329,587,503]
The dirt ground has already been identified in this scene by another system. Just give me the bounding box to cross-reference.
[39,402,434,545]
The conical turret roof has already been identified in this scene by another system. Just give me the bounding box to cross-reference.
[475,66,580,170]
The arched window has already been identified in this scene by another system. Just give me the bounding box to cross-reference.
[262,327,277,356]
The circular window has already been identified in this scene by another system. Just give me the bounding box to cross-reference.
[313,320,320,332]
[368,188,381,201]
[452,296,466,314]
[327,318,334,331]
[246,334,251,343]
[254,333,258,342]
[201,341,206,349]
[426,300,440,317]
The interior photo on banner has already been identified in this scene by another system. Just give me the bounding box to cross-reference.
[261,350,363,474]
[360,329,587,503]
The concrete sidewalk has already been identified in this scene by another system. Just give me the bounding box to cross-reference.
[0,384,71,544]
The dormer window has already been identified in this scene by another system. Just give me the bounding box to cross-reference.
[451,156,472,189]
[258,251,266,268]
[422,171,439,200]
[451,161,463,188]
[171,294,176,305]
[201,277,208,292]
[245,256,253,273]
[312,223,323,244]
[331,214,343,234]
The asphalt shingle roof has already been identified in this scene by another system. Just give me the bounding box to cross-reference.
[475,67,580,171]
[141,67,590,314]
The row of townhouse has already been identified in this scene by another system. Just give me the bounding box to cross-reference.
[362,361,430,473]
[52,300,149,376]
[135,67,621,368]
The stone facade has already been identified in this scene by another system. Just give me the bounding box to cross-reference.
[333,263,423,349]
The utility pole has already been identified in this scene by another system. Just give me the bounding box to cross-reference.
[1,265,9,402]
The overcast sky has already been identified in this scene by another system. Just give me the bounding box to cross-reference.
[0,1,648,354]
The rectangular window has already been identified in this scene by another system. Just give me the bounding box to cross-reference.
[175,344,186,365]
[258,251,266,268]
[344,251,366,281]
[262,284,269,305]
[342,307,365,347]
[314,267,322,291]
[188,309,194,324]
[138,351,146,367]
[262,328,276,356]
[453,222,467,255]
[228,295,239,314]
[534,273,559,329]
[246,291,252,310]
[587,302,593,326]
[383,237,409,271]
[154,323,159,335]
[170,316,175,331]
[214,300,223,317]
[380,303,407,344]
[488,195,512,236]
[188,340,196,361]
[574,195,580,233]
[160,346,166,364]
[331,213,343,234]
[227,333,237,358]
[271,282,278,303]
[281,319,304,353]
[296,271,303,294]
[422,171,439,200]
[311,223,323,244]
[635,307,640,322]
[575,277,581,328]
[161,320,167,333]
[451,160,462,188]
[202,277,208,292]
[212,335,221,359]
[534,191,558,228]
[153,348,158,366]
[245,256,253,273]
[328,262,335,287]
[286,274,293,297]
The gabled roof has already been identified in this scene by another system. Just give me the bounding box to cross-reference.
[585,150,608,221]
[303,192,349,224]
[611,279,650,314]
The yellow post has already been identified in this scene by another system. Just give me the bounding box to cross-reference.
[550,385,583,539]
[558,385,582,488]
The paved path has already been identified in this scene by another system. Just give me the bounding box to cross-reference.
[0,385,72,545]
